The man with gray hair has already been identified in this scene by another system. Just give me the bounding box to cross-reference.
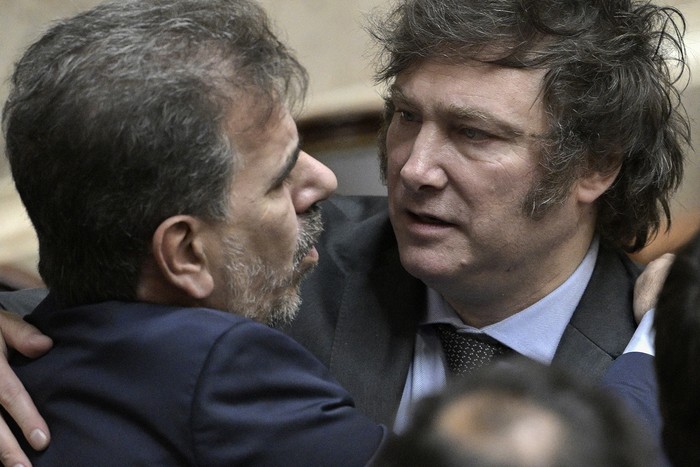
[0,0,385,465]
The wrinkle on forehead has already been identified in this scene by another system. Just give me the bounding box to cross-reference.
[392,59,548,137]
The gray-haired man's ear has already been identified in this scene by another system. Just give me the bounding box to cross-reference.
[137,215,216,305]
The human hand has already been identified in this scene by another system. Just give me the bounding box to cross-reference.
[0,310,52,467]
[633,253,675,324]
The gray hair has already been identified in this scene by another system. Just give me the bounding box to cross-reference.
[3,0,307,305]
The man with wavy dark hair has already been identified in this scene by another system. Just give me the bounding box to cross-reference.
[282,0,689,430]
[372,0,688,253]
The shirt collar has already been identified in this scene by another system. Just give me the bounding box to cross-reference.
[423,237,600,363]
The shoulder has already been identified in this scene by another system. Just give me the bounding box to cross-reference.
[190,309,386,466]
[603,352,656,388]
[27,299,280,371]
[602,352,662,453]
[554,241,639,379]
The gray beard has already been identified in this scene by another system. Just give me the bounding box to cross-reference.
[220,206,323,326]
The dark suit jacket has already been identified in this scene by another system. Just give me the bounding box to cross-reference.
[603,353,663,442]
[282,195,640,426]
[603,352,668,466]
[8,295,384,466]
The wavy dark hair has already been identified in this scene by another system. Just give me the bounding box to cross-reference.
[2,0,307,306]
[370,0,690,252]
[655,232,700,466]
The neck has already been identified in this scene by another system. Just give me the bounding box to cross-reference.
[136,258,201,308]
[441,236,595,328]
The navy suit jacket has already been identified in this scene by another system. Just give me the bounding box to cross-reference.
[283,195,641,426]
[603,352,668,466]
[8,295,384,466]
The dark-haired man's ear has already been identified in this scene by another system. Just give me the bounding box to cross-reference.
[574,165,622,204]
[144,215,216,303]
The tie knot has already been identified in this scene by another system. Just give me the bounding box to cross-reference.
[434,324,513,376]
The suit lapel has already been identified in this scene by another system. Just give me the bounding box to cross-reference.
[552,241,639,382]
[329,240,424,426]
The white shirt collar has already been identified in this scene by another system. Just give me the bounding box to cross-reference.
[422,237,600,364]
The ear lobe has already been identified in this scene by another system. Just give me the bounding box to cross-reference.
[151,215,215,300]
[575,165,621,204]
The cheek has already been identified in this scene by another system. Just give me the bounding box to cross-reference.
[267,207,299,256]
[459,158,536,199]
[247,200,298,261]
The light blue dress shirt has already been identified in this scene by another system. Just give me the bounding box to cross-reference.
[393,238,600,431]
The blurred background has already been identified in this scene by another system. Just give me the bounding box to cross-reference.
[1,0,699,286]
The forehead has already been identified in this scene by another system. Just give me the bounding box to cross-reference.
[219,100,299,205]
[393,59,548,131]
[225,98,298,158]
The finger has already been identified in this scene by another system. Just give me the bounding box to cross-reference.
[633,253,675,323]
[0,365,49,455]
[0,312,52,359]
[0,416,33,467]
[0,311,51,460]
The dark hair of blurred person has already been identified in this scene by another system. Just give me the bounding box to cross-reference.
[375,358,655,467]
[655,231,700,466]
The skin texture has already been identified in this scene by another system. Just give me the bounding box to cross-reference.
[633,252,675,323]
[135,101,338,326]
[385,59,616,327]
[206,106,337,325]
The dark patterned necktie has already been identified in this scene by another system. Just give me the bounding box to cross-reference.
[434,324,513,376]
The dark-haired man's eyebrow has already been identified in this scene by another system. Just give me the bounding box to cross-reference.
[387,84,411,107]
[390,83,542,140]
